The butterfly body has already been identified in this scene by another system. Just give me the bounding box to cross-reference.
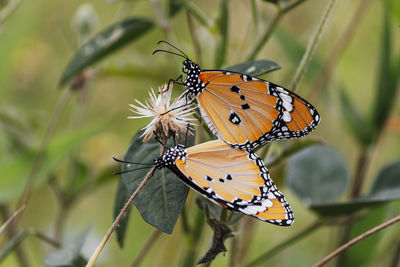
[180,59,320,150]
[155,139,294,226]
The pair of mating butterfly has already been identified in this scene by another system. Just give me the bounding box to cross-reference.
[129,41,320,226]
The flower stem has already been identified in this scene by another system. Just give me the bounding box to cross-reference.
[86,166,157,267]
[314,215,400,267]
[289,0,337,92]
[245,220,322,267]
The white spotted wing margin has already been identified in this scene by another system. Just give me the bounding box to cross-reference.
[159,139,294,226]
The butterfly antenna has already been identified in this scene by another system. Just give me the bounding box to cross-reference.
[114,166,153,176]
[157,40,189,59]
[112,157,153,166]
[152,49,187,59]
[155,135,167,148]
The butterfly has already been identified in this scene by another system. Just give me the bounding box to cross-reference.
[153,41,320,150]
[151,139,294,226]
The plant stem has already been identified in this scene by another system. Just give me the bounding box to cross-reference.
[180,208,206,267]
[314,215,400,267]
[214,0,229,68]
[0,0,20,24]
[0,205,25,237]
[17,88,71,208]
[289,0,338,92]
[245,220,322,267]
[391,241,400,267]
[186,12,203,65]
[181,0,211,28]
[247,0,308,61]
[131,229,161,267]
[0,205,30,267]
[250,0,260,39]
[307,0,373,100]
[150,0,172,39]
[350,148,370,197]
[86,166,157,267]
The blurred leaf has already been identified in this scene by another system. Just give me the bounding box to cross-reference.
[120,132,194,234]
[168,0,182,17]
[311,161,400,216]
[287,145,349,205]
[113,177,131,248]
[0,125,100,203]
[59,17,154,85]
[262,0,288,5]
[226,60,281,76]
[65,159,90,195]
[275,27,323,81]
[339,88,374,146]
[214,0,228,68]
[342,206,387,266]
[310,198,386,217]
[370,160,400,199]
[0,231,29,263]
[0,105,33,150]
[93,163,120,187]
[370,4,400,138]
[44,226,92,267]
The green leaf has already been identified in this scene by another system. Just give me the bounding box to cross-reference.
[214,0,229,68]
[342,206,387,266]
[119,132,195,234]
[262,0,288,5]
[168,0,182,17]
[0,125,100,203]
[310,160,400,217]
[370,160,400,200]
[226,60,281,76]
[0,231,29,263]
[339,87,374,146]
[286,145,350,205]
[59,17,154,85]
[44,226,92,267]
[369,4,400,138]
[65,159,90,195]
[310,198,386,217]
[113,177,131,248]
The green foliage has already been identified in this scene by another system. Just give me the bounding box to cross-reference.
[286,145,349,205]
[60,17,154,85]
[44,226,92,267]
[0,125,100,203]
[115,131,194,235]
[226,59,281,76]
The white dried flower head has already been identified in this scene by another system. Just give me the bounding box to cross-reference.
[128,84,195,142]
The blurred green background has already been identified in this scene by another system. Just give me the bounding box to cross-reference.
[0,0,399,266]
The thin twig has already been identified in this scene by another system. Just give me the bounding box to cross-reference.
[17,89,71,208]
[289,0,338,92]
[86,165,157,267]
[181,0,211,28]
[30,230,61,248]
[314,215,400,267]
[247,0,308,61]
[245,220,322,267]
[0,0,21,24]
[186,12,202,66]
[307,0,373,100]
[131,229,162,267]
[350,148,370,197]
[0,205,25,237]
[150,0,172,38]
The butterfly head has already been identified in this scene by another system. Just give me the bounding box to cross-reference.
[182,59,203,95]
[154,144,186,169]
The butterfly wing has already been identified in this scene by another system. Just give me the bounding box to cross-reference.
[173,139,294,226]
[197,71,320,149]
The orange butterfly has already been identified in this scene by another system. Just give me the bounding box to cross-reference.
[152,139,294,226]
[154,41,320,150]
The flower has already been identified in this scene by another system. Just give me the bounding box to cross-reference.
[128,84,195,142]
